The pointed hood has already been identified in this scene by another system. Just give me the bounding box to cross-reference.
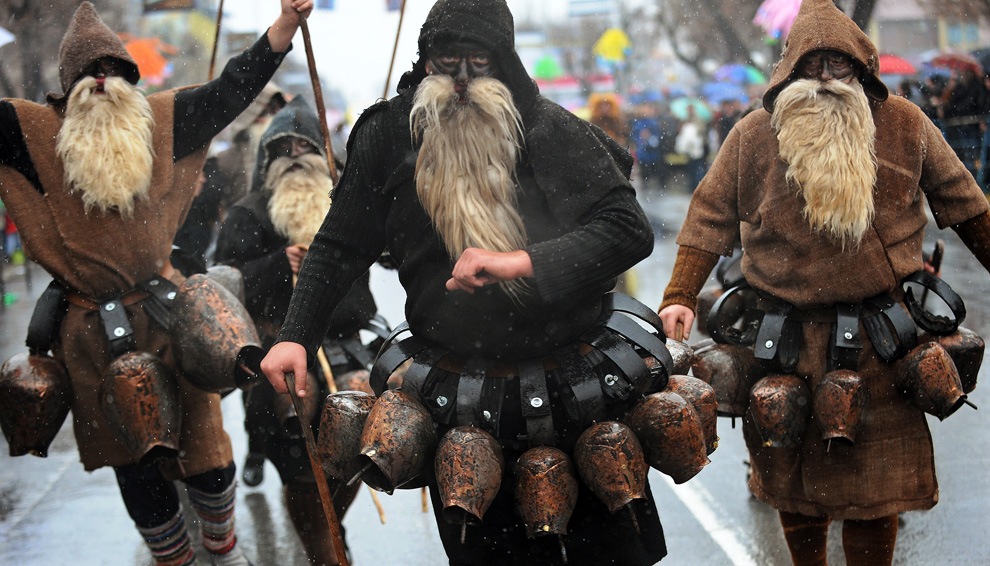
[251,96,327,191]
[396,0,539,115]
[47,2,140,106]
[762,0,887,113]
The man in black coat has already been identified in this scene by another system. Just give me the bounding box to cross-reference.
[263,1,672,564]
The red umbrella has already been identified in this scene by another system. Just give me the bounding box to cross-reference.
[878,54,916,75]
[928,52,983,75]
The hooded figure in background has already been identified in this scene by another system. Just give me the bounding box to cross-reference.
[0,2,312,565]
[215,96,384,565]
[659,1,990,564]
[260,0,679,564]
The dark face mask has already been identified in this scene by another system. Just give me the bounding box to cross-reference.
[426,40,498,82]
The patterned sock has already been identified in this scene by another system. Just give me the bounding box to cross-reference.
[136,511,197,566]
[186,481,249,565]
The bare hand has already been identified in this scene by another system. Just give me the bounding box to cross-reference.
[285,245,307,275]
[446,248,533,293]
[283,0,313,20]
[260,341,309,397]
[659,304,695,341]
[268,0,313,52]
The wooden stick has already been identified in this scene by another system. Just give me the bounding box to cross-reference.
[421,486,428,513]
[299,19,340,184]
[208,0,226,81]
[675,321,685,342]
[382,0,408,100]
[369,486,387,524]
[316,347,339,394]
[284,372,350,566]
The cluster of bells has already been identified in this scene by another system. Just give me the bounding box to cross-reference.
[313,339,718,559]
[691,327,983,451]
[0,267,265,463]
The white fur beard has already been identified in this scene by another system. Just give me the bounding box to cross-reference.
[57,76,155,216]
[411,75,527,257]
[772,78,877,250]
[265,154,333,247]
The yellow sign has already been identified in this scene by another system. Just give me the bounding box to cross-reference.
[593,28,631,63]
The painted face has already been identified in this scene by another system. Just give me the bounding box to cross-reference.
[426,40,497,83]
[796,50,859,83]
[268,136,318,159]
[80,57,131,93]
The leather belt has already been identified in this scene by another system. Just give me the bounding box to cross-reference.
[65,288,149,311]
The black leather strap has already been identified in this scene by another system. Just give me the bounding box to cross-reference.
[26,280,68,355]
[554,347,605,426]
[602,311,674,382]
[862,294,918,363]
[583,325,648,398]
[340,336,376,371]
[603,292,665,335]
[402,346,453,423]
[519,359,555,447]
[369,328,431,395]
[901,270,966,335]
[456,358,487,431]
[137,276,178,331]
[364,313,393,341]
[707,284,760,345]
[829,304,862,371]
[98,299,136,358]
[753,304,790,361]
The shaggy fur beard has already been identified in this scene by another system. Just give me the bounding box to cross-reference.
[411,74,528,297]
[772,78,877,250]
[265,153,333,246]
[57,76,155,216]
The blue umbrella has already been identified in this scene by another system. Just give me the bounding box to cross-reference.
[714,63,767,85]
[669,97,713,122]
[701,82,749,105]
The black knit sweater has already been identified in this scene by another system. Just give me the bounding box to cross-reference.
[278,88,653,362]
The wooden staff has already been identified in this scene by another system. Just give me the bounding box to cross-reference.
[382,0,409,100]
[208,0,226,80]
[284,372,350,566]
[299,19,340,184]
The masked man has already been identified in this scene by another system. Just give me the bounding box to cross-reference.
[261,1,675,564]
[215,96,384,565]
[0,2,312,565]
[658,1,990,564]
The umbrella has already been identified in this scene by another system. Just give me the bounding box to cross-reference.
[701,82,749,105]
[713,63,767,85]
[878,54,916,76]
[928,52,983,75]
[753,0,802,40]
[669,97,713,122]
[123,37,176,86]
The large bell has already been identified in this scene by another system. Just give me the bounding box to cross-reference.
[813,369,866,445]
[335,368,375,396]
[666,375,719,455]
[169,273,264,393]
[896,341,968,420]
[356,389,437,494]
[922,327,984,394]
[749,375,811,448]
[666,340,695,376]
[0,353,72,458]
[623,390,709,484]
[574,421,648,515]
[514,446,579,538]
[316,390,377,482]
[435,426,504,533]
[274,371,321,439]
[99,351,181,465]
[691,340,765,417]
[205,265,246,305]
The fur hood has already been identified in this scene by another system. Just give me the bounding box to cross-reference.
[762,0,887,113]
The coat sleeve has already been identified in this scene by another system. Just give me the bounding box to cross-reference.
[215,205,293,318]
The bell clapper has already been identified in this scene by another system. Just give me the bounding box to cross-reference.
[461,518,468,545]
[627,504,641,534]
[347,461,373,487]
[559,535,568,564]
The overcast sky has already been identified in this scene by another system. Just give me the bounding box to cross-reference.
[223,0,643,113]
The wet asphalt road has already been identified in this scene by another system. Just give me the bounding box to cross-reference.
[1,183,989,565]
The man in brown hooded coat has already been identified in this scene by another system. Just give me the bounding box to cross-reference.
[0,2,312,565]
[658,1,990,564]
